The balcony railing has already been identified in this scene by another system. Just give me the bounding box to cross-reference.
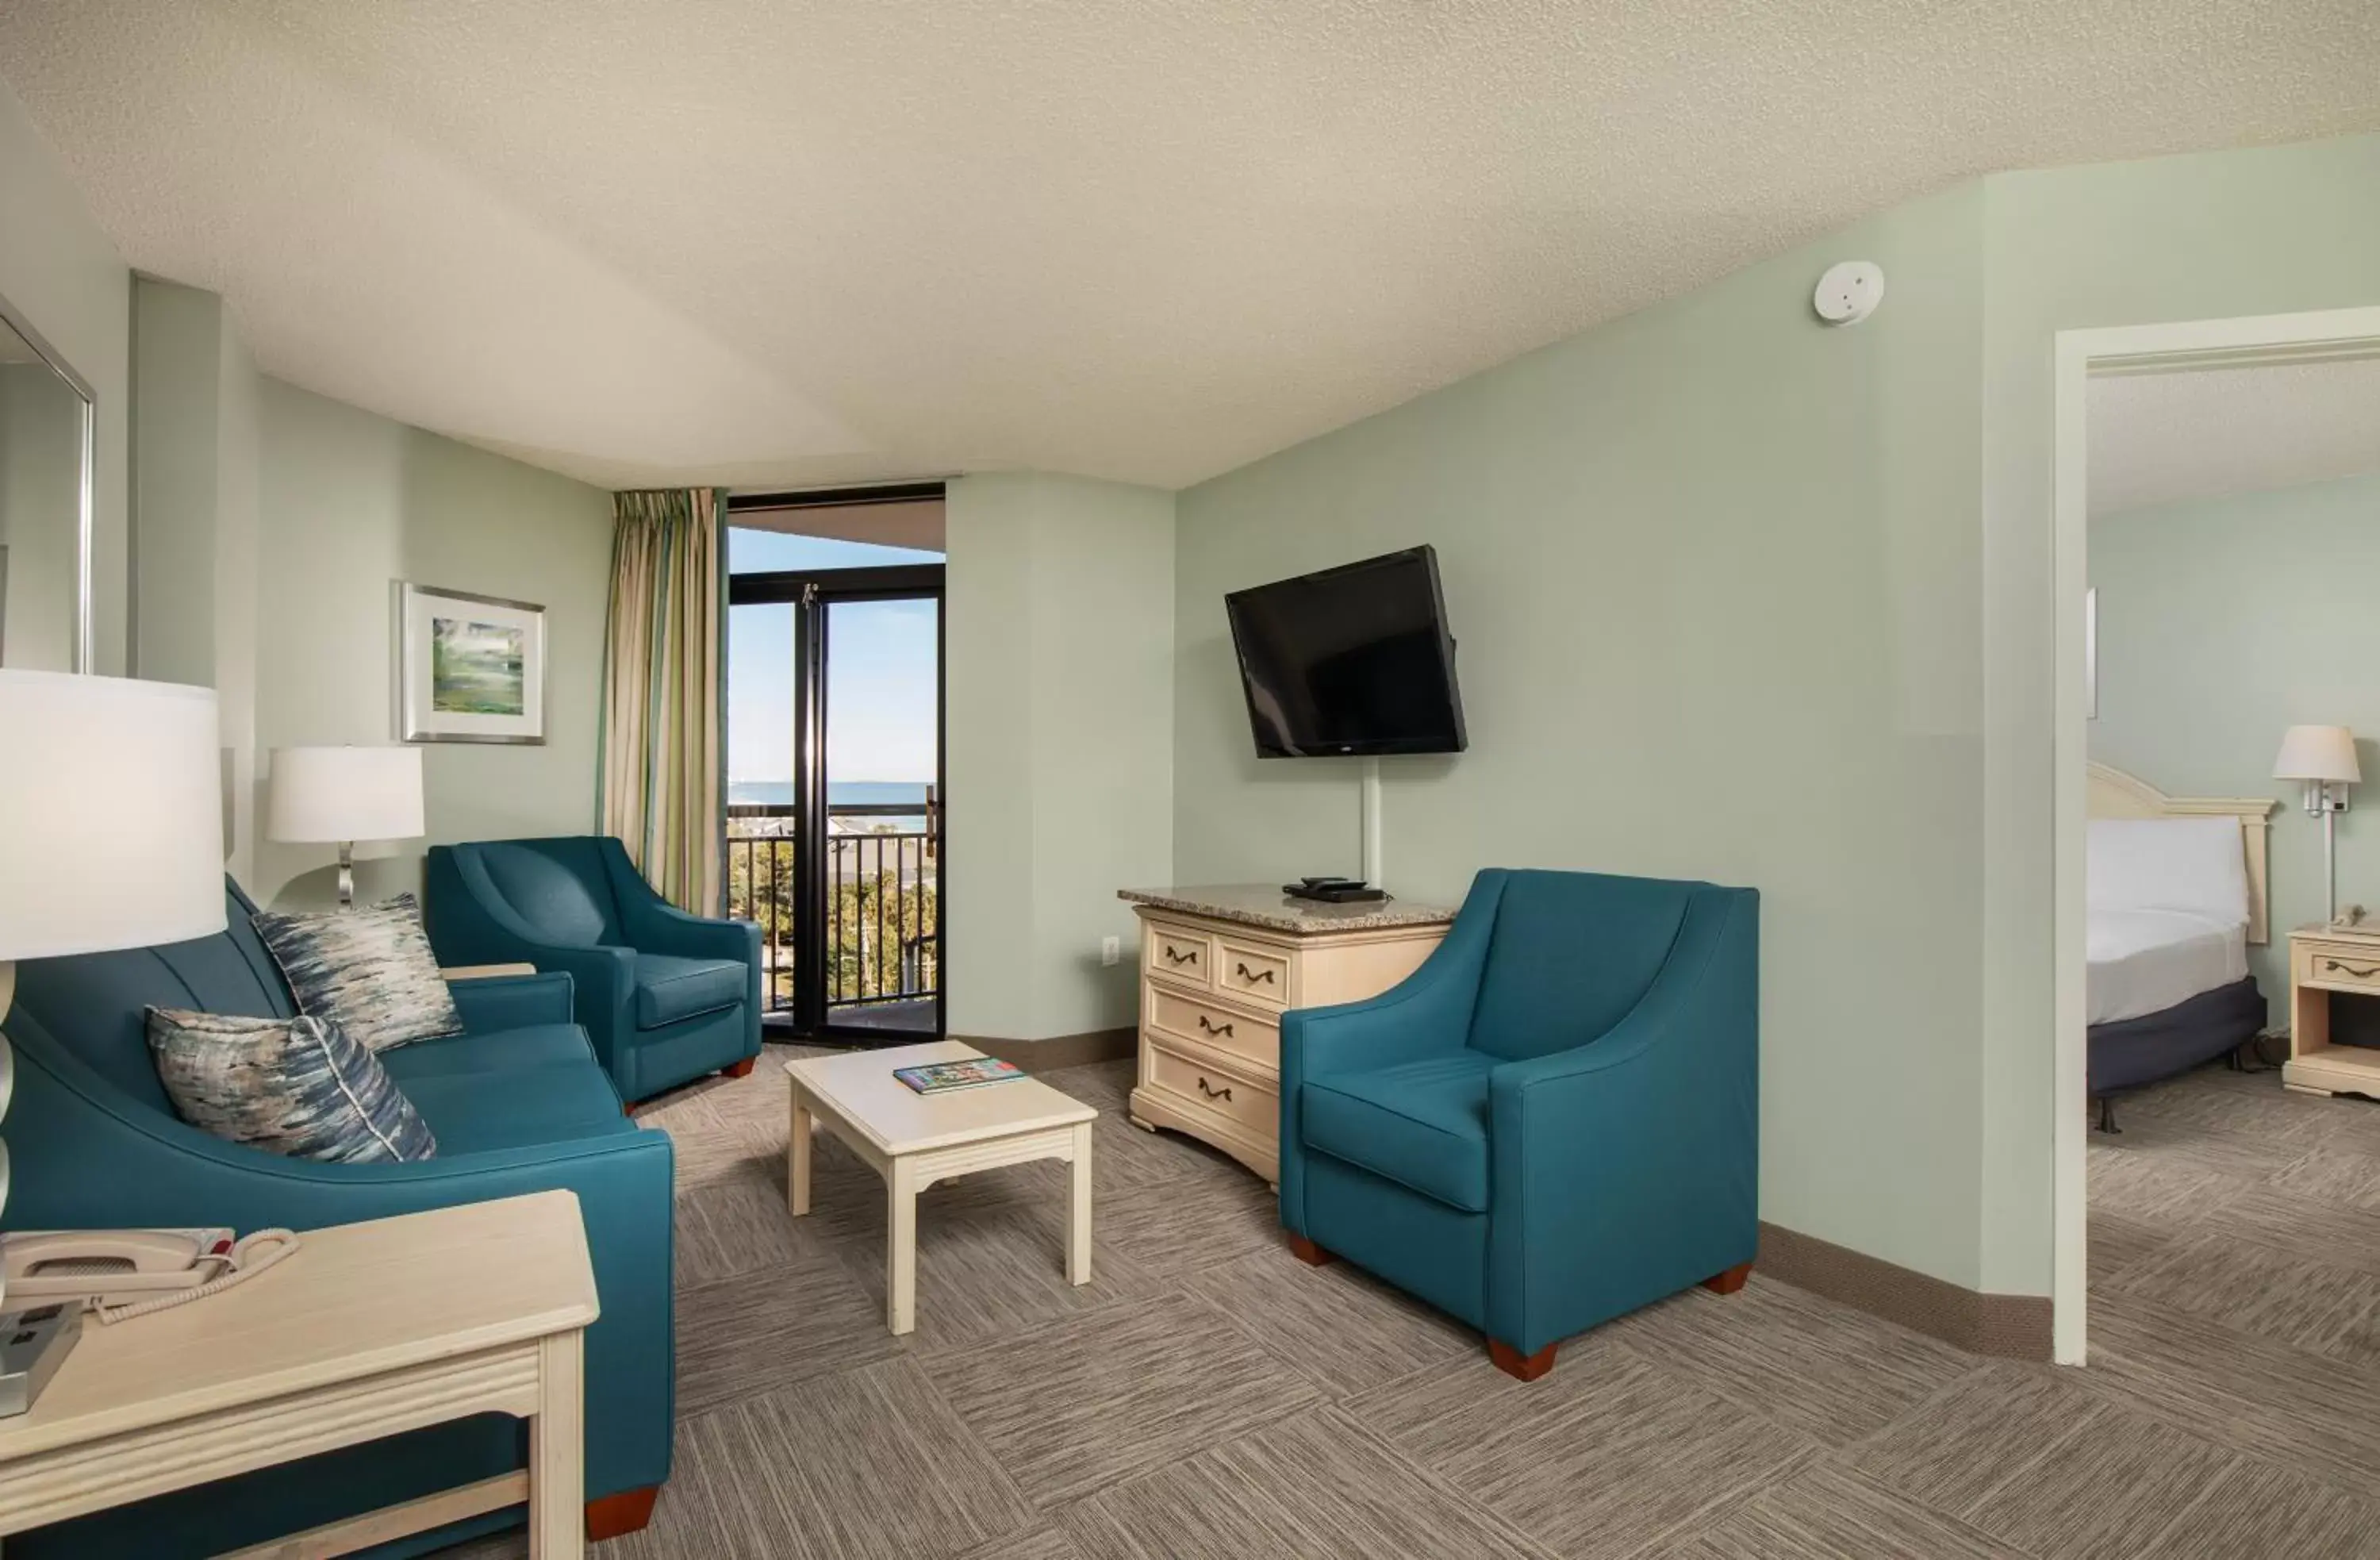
[724,802,939,1020]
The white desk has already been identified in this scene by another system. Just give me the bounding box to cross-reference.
[0,1191,598,1558]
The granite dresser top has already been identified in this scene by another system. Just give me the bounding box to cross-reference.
[1118,883,1456,936]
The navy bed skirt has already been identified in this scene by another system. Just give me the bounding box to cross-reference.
[2088,975,2265,1096]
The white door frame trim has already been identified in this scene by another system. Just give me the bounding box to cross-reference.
[2052,304,2380,1366]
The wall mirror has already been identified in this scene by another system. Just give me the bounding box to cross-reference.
[0,291,94,671]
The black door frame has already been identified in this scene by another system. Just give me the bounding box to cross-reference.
[727,561,946,1041]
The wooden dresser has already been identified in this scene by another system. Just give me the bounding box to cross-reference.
[1119,885,1453,1183]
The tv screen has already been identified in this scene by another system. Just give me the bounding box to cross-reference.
[1225,546,1466,758]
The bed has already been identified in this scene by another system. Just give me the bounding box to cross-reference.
[2086,763,2276,1128]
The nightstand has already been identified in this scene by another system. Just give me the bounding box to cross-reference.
[0,1192,597,1556]
[2284,923,2380,1101]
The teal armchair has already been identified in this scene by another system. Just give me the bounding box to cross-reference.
[1279,867,1758,1379]
[424,837,762,1104]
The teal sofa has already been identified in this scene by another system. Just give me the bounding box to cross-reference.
[0,880,674,1557]
[423,837,762,1105]
[1279,867,1759,1379]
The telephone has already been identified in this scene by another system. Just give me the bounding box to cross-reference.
[2,1228,299,1324]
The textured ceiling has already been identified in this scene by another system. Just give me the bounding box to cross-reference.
[2090,356,2380,516]
[2,2,2377,491]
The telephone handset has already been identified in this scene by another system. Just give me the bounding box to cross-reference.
[2,1228,300,1324]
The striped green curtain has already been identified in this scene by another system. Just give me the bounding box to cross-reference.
[598,488,724,913]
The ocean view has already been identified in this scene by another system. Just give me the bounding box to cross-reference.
[729,779,931,830]
[729,780,930,808]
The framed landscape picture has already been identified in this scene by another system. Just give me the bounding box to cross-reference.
[397,581,547,744]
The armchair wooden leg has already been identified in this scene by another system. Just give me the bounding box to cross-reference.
[586,1485,659,1539]
[1701,1261,1753,1295]
[1285,1234,1335,1266]
[723,1056,758,1079]
[1488,1339,1557,1381]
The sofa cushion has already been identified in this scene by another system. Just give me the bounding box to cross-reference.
[147,1009,436,1164]
[378,1022,605,1082]
[1468,870,1696,1061]
[474,841,616,947]
[634,954,745,1029]
[1302,1050,1495,1213]
[387,1026,635,1153]
[251,894,463,1054]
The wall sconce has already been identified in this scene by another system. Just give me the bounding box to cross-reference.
[2274,724,2360,924]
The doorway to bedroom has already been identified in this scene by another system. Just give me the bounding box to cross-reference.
[2059,312,2380,1370]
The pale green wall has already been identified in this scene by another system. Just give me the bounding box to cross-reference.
[1175,184,1991,1285]
[946,471,1176,1040]
[216,305,261,887]
[133,280,232,686]
[2089,474,2380,1022]
[1976,133,2380,1295]
[0,76,129,673]
[0,362,83,670]
[132,278,263,881]
[945,475,1040,1039]
[253,380,614,908]
[129,296,615,911]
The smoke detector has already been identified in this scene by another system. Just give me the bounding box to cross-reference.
[1814,261,1885,325]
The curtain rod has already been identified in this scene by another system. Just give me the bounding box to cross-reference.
[726,481,947,513]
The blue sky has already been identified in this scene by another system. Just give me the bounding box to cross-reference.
[727,530,942,784]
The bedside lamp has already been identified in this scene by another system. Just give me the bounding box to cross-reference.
[267,746,426,908]
[2274,724,2362,926]
[0,670,227,1410]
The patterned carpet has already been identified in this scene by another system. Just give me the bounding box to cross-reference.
[442,1046,2380,1559]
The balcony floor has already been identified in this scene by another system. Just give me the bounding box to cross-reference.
[764,997,939,1041]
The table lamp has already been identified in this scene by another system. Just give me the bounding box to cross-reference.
[267,746,426,908]
[2274,724,2361,925]
[0,670,227,1410]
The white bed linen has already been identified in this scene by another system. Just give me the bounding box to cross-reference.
[2087,907,2248,1026]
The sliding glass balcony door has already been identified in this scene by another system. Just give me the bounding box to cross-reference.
[727,527,943,1041]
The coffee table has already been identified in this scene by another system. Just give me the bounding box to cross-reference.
[785,1040,1096,1335]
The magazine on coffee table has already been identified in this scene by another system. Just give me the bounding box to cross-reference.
[894,1057,1027,1095]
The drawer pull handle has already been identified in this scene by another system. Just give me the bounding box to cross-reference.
[1235,963,1276,985]
[2325,959,2380,978]
[1197,1015,1236,1039]
[1165,947,1200,966]
[1197,1076,1234,1103]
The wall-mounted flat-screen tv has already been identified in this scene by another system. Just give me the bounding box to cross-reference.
[1225,545,1467,758]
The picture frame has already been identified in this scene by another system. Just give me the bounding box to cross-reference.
[396,581,547,744]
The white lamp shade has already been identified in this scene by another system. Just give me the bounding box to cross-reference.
[267,747,425,843]
[0,670,228,960]
[2274,724,2362,785]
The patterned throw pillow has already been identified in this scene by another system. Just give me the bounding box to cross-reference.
[146,1009,436,1164]
[251,893,463,1053]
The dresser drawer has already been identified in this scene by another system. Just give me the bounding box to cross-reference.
[2298,939,2380,992]
[1145,1041,1276,1141]
[1144,923,1213,989]
[1215,938,1290,1010]
[1147,985,1279,1071]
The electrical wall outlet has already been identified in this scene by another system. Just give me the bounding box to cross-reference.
[1100,936,1121,966]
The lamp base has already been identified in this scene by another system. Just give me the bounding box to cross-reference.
[0,1301,80,1416]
